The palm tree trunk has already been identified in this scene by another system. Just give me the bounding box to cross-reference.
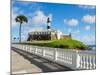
[19,23,21,43]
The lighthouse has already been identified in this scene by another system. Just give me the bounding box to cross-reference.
[27,16,72,41]
[47,17,51,30]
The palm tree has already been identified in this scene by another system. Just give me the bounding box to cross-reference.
[15,15,28,43]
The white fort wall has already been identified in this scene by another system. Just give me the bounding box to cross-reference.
[56,30,62,40]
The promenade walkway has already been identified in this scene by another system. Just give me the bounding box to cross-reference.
[11,47,72,74]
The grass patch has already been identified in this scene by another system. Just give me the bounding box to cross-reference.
[14,39,91,50]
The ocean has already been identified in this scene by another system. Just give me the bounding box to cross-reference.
[87,45,96,53]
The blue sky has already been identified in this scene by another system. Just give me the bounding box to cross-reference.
[12,0,96,45]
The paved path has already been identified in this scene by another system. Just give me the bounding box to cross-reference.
[11,47,72,74]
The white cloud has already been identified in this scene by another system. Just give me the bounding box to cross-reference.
[12,5,25,15]
[68,28,80,34]
[82,15,96,24]
[73,30,80,34]
[12,10,53,40]
[82,36,95,45]
[12,6,25,27]
[78,5,95,9]
[21,26,45,41]
[11,13,28,27]
[64,19,78,26]
[85,25,91,30]
[73,35,95,45]
[32,10,52,25]
[12,7,20,13]
[12,9,31,27]
[21,33,28,41]
[28,27,44,32]
[12,13,18,27]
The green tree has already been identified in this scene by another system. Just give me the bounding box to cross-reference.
[13,37,16,40]
[15,15,28,43]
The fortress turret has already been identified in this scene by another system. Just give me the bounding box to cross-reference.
[47,17,51,30]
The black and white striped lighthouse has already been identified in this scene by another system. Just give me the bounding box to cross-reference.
[47,17,51,30]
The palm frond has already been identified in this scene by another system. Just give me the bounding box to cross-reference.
[15,15,28,24]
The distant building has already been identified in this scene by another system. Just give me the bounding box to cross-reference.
[27,17,71,41]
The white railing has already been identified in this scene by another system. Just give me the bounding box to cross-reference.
[12,44,96,70]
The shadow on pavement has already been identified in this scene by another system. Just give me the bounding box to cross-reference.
[11,47,73,74]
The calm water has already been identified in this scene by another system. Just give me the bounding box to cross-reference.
[86,45,96,53]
